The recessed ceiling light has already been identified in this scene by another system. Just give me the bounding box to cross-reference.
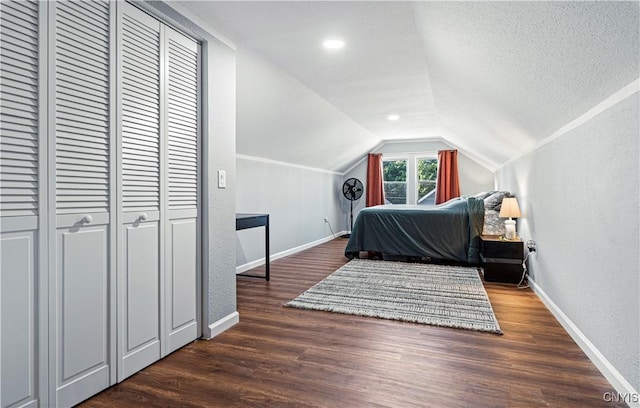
[322,38,345,50]
[387,114,400,121]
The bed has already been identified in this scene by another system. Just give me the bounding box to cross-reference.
[344,191,510,264]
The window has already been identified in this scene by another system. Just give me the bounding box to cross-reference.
[417,158,437,205]
[383,154,437,205]
[382,159,407,204]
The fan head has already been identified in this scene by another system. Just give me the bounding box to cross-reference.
[342,178,363,201]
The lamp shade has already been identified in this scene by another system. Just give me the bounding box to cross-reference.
[499,197,521,219]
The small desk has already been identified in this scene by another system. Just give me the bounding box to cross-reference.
[236,213,270,281]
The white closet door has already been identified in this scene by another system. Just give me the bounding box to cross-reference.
[164,27,200,354]
[117,2,162,381]
[52,1,114,406]
[0,2,41,407]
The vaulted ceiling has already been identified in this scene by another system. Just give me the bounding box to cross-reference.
[170,1,639,173]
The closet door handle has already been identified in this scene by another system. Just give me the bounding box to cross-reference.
[81,215,93,224]
[138,213,148,221]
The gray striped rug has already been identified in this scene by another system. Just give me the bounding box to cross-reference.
[285,259,502,334]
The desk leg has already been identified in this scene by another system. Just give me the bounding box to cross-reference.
[265,219,270,281]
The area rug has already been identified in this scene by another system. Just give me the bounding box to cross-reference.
[285,259,502,334]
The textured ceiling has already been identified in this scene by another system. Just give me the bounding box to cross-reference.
[169,1,639,172]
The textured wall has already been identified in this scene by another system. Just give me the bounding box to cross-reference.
[236,157,344,268]
[203,39,238,323]
[496,93,640,392]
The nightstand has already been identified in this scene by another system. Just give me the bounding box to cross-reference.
[480,235,524,283]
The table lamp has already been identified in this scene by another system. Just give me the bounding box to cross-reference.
[499,197,521,240]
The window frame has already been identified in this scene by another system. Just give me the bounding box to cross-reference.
[382,152,437,205]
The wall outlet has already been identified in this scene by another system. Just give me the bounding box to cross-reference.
[526,240,536,252]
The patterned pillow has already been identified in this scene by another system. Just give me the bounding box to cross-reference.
[484,191,510,211]
[483,209,506,235]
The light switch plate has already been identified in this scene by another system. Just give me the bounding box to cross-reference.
[217,170,226,188]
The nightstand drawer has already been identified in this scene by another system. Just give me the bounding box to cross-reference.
[483,263,523,283]
[481,238,523,259]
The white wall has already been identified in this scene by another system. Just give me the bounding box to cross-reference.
[236,156,345,271]
[232,44,375,270]
[343,139,495,223]
[235,48,378,172]
[496,87,639,397]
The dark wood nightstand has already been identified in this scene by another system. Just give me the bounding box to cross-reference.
[480,235,524,283]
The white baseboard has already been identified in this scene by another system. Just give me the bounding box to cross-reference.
[529,278,639,408]
[236,231,348,274]
[202,311,239,340]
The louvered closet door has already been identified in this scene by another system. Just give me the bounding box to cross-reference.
[117,3,162,381]
[0,1,41,407]
[52,1,114,406]
[164,27,200,354]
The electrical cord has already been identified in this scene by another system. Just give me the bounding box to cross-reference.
[517,252,530,289]
[326,220,336,238]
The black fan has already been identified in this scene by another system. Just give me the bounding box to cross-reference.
[342,178,363,237]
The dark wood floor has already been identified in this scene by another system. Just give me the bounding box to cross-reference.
[81,238,622,408]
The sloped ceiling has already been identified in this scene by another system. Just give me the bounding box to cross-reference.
[169,1,639,173]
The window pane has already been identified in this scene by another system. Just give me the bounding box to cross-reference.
[417,158,437,205]
[383,160,407,204]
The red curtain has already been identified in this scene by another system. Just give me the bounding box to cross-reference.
[435,150,460,205]
[366,153,385,207]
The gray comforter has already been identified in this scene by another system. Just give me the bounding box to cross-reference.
[344,197,485,264]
